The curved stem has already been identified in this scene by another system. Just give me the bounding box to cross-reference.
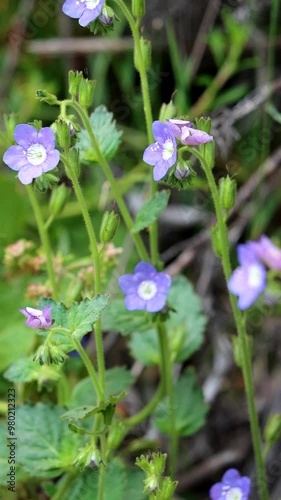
[157,322,177,479]
[111,0,159,265]
[62,153,106,393]
[125,382,164,428]
[26,185,59,300]
[64,100,149,263]
[51,472,77,500]
[72,337,103,401]
[190,147,269,500]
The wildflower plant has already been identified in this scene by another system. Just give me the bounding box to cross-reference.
[0,1,279,499]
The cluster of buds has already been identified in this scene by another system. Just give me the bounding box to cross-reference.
[25,283,52,300]
[73,444,101,471]
[136,452,177,497]
[33,343,68,366]
[4,240,47,276]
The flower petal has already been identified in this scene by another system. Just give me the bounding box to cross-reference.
[19,308,29,318]
[134,261,156,277]
[184,129,213,145]
[25,316,41,329]
[38,127,56,151]
[209,482,224,500]
[119,274,138,294]
[62,0,85,18]
[146,294,166,312]
[125,294,146,311]
[222,468,241,483]
[154,273,171,293]
[18,165,42,185]
[79,1,104,26]
[239,477,251,496]
[3,146,28,171]
[143,143,162,166]
[153,159,170,181]
[41,149,60,173]
[152,121,171,144]
[14,124,38,148]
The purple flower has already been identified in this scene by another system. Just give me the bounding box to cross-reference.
[228,243,267,310]
[19,306,52,329]
[174,163,190,180]
[250,235,281,271]
[119,261,171,313]
[3,124,60,185]
[99,6,114,25]
[143,121,177,181]
[210,468,251,500]
[62,0,104,27]
[167,119,213,145]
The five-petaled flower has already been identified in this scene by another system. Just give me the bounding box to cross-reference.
[228,243,266,310]
[19,306,52,329]
[62,0,104,27]
[3,124,60,185]
[119,261,171,312]
[167,119,213,145]
[209,468,251,500]
[143,121,177,181]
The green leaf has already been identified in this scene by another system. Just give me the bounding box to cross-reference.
[0,321,35,372]
[69,294,109,338]
[4,357,41,383]
[62,393,126,425]
[212,84,249,109]
[132,191,170,233]
[102,298,152,336]
[70,367,135,407]
[78,105,122,163]
[59,460,146,500]
[17,403,81,478]
[208,28,227,68]
[129,276,207,365]
[154,369,208,436]
[61,405,98,422]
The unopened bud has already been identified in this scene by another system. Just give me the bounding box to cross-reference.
[132,0,145,17]
[99,5,115,25]
[158,100,177,122]
[49,184,69,217]
[219,175,237,211]
[100,211,120,243]
[68,70,83,98]
[134,38,151,72]
[55,119,71,149]
[36,89,59,105]
[174,163,190,180]
[78,78,96,108]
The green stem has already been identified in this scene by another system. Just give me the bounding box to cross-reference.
[62,154,106,394]
[112,0,158,265]
[64,100,149,263]
[191,148,269,500]
[72,337,103,401]
[157,322,177,478]
[125,382,165,428]
[26,185,59,300]
[51,472,77,500]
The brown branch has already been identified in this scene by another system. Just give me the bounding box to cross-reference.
[25,37,134,55]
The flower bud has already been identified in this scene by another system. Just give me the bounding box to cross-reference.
[49,345,68,365]
[134,38,151,73]
[49,184,69,217]
[73,444,96,471]
[78,78,96,108]
[55,119,71,149]
[33,344,52,366]
[158,100,177,122]
[99,5,115,25]
[36,89,59,105]
[264,414,281,447]
[132,0,145,17]
[34,172,60,192]
[174,163,190,180]
[100,211,120,243]
[219,175,236,211]
[210,224,222,258]
[68,70,83,98]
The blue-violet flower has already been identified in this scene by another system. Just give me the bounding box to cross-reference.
[209,468,251,500]
[119,261,171,312]
[62,0,104,27]
[19,306,52,329]
[228,243,266,310]
[143,121,177,181]
[3,124,60,185]
[167,118,213,145]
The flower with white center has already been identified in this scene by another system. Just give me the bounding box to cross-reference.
[209,469,251,500]
[19,306,52,329]
[62,0,104,27]
[119,261,171,312]
[228,243,267,310]
[167,118,213,146]
[3,124,60,185]
[143,121,177,181]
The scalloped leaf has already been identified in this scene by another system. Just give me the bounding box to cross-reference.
[4,356,41,383]
[78,105,122,163]
[132,191,170,233]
